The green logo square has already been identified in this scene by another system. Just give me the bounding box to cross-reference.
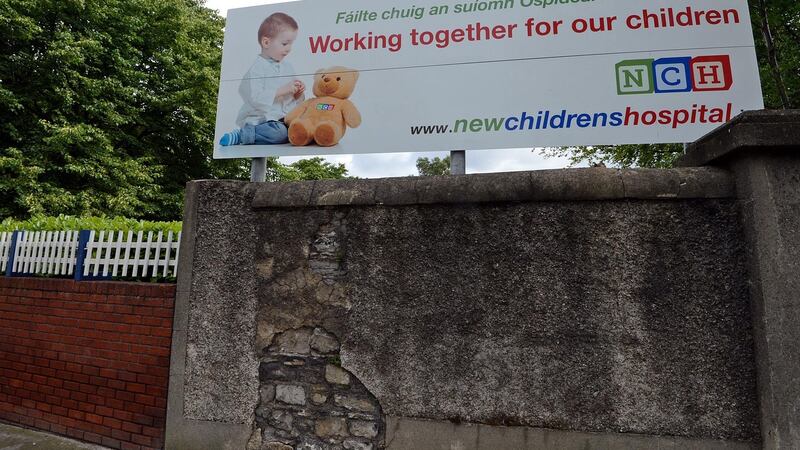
[616,59,655,95]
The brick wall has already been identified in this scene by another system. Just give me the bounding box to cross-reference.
[0,277,175,450]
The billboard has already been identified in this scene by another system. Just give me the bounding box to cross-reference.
[214,0,763,159]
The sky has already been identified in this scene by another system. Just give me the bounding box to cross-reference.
[202,0,576,178]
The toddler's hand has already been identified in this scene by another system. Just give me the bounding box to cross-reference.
[294,80,306,99]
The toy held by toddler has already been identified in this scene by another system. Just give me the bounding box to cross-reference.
[220,12,305,146]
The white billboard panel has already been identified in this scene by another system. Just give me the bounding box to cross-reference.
[214,0,764,158]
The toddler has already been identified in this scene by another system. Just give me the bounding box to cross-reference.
[220,12,305,146]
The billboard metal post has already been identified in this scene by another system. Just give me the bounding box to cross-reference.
[450,150,465,175]
[251,158,267,182]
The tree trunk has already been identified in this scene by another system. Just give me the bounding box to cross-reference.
[758,0,791,108]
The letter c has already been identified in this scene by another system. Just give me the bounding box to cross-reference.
[661,66,682,86]
[505,117,520,131]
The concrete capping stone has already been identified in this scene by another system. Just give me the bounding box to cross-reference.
[677,109,800,167]
[251,167,734,209]
[384,416,759,450]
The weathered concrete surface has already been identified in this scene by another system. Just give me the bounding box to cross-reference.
[169,167,761,449]
[677,110,800,168]
[384,417,759,450]
[252,194,758,442]
[681,110,800,449]
[165,181,260,450]
[183,181,261,423]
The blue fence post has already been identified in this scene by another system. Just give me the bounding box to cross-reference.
[74,230,91,281]
[5,231,19,278]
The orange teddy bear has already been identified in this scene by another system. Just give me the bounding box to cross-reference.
[285,66,362,147]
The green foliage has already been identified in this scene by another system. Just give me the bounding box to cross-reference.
[548,144,684,169]
[0,215,182,234]
[267,157,351,182]
[752,0,800,109]
[0,0,245,221]
[416,156,451,176]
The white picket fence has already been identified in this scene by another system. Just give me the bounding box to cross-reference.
[1,230,181,279]
[10,231,80,276]
[0,232,11,274]
[82,230,181,278]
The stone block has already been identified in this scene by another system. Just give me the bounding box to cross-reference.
[348,421,378,439]
[270,329,313,355]
[334,395,375,413]
[264,442,294,450]
[260,385,275,403]
[343,439,373,450]
[269,411,294,432]
[311,385,329,405]
[315,418,349,439]
[276,385,306,406]
[325,365,351,385]
[310,328,340,354]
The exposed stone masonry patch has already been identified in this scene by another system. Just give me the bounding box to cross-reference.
[249,328,384,450]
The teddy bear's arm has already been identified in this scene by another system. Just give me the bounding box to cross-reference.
[285,100,312,124]
[340,100,362,128]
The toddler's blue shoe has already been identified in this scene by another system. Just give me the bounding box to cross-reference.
[220,129,242,146]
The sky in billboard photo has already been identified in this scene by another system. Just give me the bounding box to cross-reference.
[203,0,575,177]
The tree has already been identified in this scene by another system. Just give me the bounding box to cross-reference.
[0,0,245,220]
[416,156,451,176]
[548,1,799,168]
[266,157,350,182]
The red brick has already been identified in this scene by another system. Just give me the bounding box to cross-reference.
[106,398,125,410]
[112,409,134,422]
[70,391,87,402]
[65,427,84,440]
[116,391,135,402]
[103,416,123,429]
[118,371,137,382]
[130,434,152,447]
[77,402,95,413]
[82,365,100,377]
[89,376,108,388]
[121,442,141,450]
[111,428,131,442]
[85,413,104,424]
[99,368,117,379]
[121,421,142,434]
[83,432,104,445]
[126,403,145,414]
[62,399,78,410]
[134,394,155,407]
[126,383,146,394]
[101,436,122,449]
[87,393,106,405]
[95,405,114,417]
[142,426,163,438]
[33,418,52,431]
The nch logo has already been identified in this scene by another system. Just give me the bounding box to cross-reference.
[616,55,733,95]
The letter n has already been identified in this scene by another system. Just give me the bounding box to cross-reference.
[616,59,655,95]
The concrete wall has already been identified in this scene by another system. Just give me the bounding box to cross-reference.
[167,111,800,450]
